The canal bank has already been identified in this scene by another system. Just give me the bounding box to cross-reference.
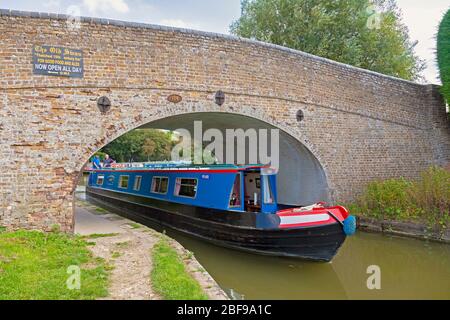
[80,191,450,300]
[357,216,450,244]
[75,197,228,300]
[348,166,449,243]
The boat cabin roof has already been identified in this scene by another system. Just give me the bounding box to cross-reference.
[88,161,279,213]
[93,162,273,173]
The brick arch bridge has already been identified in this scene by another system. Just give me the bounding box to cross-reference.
[0,10,449,232]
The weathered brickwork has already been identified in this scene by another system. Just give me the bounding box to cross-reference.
[0,10,449,232]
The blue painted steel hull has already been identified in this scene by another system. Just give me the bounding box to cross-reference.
[86,186,346,262]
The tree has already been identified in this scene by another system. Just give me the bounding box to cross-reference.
[231,0,425,81]
[142,131,173,161]
[437,9,450,103]
[101,129,174,163]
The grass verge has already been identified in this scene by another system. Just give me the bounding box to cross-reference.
[0,230,109,300]
[83,233,119,239]
[151,237,207,300]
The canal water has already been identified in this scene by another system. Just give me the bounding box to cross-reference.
[77,191,450,300]
[165,229,450,300]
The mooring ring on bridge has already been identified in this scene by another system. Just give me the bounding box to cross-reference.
[296,109,304,122]
[215,90,225,106]
[97,96,111,114]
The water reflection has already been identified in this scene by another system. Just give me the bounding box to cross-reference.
[166,230,450,300]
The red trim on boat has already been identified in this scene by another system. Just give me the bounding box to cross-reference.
[276,206,349,229]
[87,169,240,174]
[84,164,271,174]
[277,206,349,218]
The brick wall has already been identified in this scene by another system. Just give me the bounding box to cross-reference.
[0,10,449,232]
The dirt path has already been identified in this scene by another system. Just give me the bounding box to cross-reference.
[75,198,228,300]
[88,225,161,300]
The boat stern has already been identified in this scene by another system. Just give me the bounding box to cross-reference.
[277,204,353,229]
[274,204,356,261]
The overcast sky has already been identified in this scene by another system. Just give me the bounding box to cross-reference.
[1,0,448,84]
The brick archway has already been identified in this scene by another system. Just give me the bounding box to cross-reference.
[75,102,332,184]
[73,103,334,223]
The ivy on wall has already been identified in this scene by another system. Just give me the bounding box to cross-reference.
[437,9,450,104]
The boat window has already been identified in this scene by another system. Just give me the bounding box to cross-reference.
[107,175,115,185]
[174,178,197,198]
[229,175,241,208]
[118,175,129,189]
[133,176,142,191]
[96,175,104,186]
[151,177,169,194]
[262,175,274,204]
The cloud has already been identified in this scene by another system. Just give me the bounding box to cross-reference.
[83,0,130,14]
[43,0,61,9]
[159,19,200,30]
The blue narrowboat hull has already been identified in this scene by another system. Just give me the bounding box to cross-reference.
[86,186,346,262]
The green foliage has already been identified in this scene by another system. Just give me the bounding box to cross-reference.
[409,167,450,226]
[94,207,108,214]
[350,167,450,227]
[83,233,119,239]
[0,230,109,300]
[103,128,218,164]
[178,140,219,164]
[437,9,450,103]
[351,177,414,220]
[101,129,174,163]
[127,222,142,229]
[151,238,208,300]
[231,0,425,81]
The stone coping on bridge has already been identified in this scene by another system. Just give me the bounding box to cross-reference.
[0,8,430,88]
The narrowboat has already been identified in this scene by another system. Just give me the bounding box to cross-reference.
[86,162,356,262]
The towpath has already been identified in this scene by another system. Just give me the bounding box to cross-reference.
[75,197,228,300]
